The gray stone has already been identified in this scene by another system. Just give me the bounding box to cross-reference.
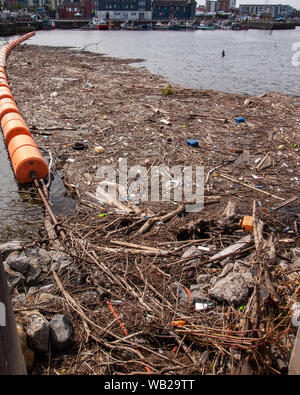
[5,251,30,275]
[50,251,73,272]
[181,246,202,265]
[208,272,249,305]
[172,282,189,305]
[0,240,23,259]
[233,262,256,289]
[190,287,208,304]
[26,261,42,287]
[49,314,74,352]
[218,263,234,279]
[26,314,50,353]
[270,345,289,371]
[4,263,25,289]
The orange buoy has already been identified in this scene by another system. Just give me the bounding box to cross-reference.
[1,116,31,144]
[8,142,48,184]
[8,134,38,158]
[1,112,26,129]
[0,31,48,184]
[0,78,9,88]
[0,86,13,100]
[0,98,19,120]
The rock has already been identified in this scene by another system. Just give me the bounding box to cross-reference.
[190,284,208,304]
[49,314,74,352]
[26,261,42,287]
[233,262,256,289]
[5,251,29,275]
[50,251,73,272]
[17,325,34,372]
[26,314,50,353]
[181,246,202,265]
[218,263,234,278]
[172,282,189,305]
[269,345,289,371]
[208,272,249,305]
[0,240,23,259]
[4,263,25,289]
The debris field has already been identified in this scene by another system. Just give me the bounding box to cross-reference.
[1,43,300,375]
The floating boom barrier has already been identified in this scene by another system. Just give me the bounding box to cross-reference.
[0,32,48,184]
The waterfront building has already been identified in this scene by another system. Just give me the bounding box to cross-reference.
[95,0,152,21]
[239,4,295,19]
[57,0,94,18]
[152,0,197,20]
[216,0,230,12]
[205,0,216,13]
[229,0,236,9]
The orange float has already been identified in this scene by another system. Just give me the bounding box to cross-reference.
[1,113,31,144]
[0,31,48,184]
[0,78,9,87]
[0,86,13,100]
[0,98,19,120]
[8,138,48,184]
[8,134,38,158]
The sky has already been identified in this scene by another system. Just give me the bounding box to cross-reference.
[197,0,300,9]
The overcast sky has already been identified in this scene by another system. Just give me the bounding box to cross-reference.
[197,0,300,9]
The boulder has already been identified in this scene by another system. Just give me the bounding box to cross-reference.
[49,314,74,352]
[26,261,42,287]
[5,251,29,275]
[0,240,23,260]
[208,272,249,305]
[26,314,50,353]
[4,263,25,290]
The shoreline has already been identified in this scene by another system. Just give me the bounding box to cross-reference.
[1,43,300,375]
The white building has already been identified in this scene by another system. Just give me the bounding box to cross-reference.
[206,0,216,13]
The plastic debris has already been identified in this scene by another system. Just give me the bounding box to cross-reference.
[94,146,105,154]
[187,139,199,148]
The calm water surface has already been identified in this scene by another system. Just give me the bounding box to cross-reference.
[24,27,300,97]
[0,27,299,236]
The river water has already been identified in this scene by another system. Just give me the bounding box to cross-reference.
[0,27,299,239]
[24,27,300,97]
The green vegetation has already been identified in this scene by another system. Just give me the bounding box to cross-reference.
[162,84,174,96]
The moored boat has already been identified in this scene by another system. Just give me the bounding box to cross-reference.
[88,18,109,30]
